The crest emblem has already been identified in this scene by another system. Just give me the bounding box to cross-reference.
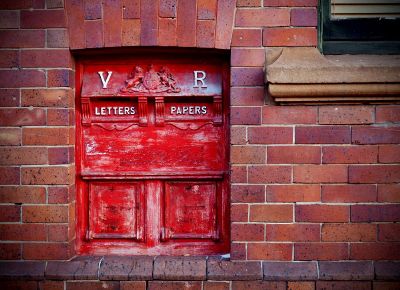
[121,65,181,93]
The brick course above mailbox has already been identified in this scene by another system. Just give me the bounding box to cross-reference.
[76,52,230,255]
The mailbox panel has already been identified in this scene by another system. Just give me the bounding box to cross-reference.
[76,51,229,255]
[89,182,144,240]
[162,181,218,241]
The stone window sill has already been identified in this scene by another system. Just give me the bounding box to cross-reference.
[266,47,400,104]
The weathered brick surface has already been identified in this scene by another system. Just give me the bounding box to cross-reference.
[153,256,206,280]
[207,258,262,280]
[263,261,317,280]
[99,256,153,280]
[46,258,101,280]
[318,262,374,280]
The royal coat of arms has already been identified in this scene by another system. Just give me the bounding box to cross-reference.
[120,65,181,93]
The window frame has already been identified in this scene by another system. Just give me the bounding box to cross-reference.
[318,0,400,54]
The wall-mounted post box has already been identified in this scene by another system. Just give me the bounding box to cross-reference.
[76,51,230,255]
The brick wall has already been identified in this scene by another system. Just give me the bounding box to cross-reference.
[0,0,399,286]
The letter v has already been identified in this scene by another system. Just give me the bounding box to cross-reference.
[98,71,113,88]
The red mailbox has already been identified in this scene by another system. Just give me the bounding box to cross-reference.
[76,51,230,255]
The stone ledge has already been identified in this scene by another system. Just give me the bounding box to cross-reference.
[266,47,400,104]
[0,258,399,281]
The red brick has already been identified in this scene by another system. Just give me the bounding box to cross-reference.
[0,30,45,48]
[47,0,64,9]
[231,204,248,222]
[232,223,264,241]
[231,29,262,47]
[231,48,264,67]
[231,184,265,203]
[67,282,119,290]
[0,50,19,68]
[231,107,261,125]
[23,127,71,145]
[250,204,293,222]
[47,224,68,242]
[0,243,21,260]
[376,105,400,123]
[351,204,400,222]
[322,223,376,242]
[321,184,377,203]
[266,224,320,242]
[291,8,317,26]
[352,126,400,144]
[21,9,65,28]
[0,166,20,185]
[263,106,317,124]
[48,186,70,204]
[350,243,400,260]
[296,126,351,144]
[21,89,73,107]
[0,89,20,107]
[0,70,46,88]
[294,165,348,183]
[197,20,216,48]
[378,224,400,242]
[21,49,71,68]
[319,106,374,125]
[379,145,400,163]
[198,0,217,19]
[23,242,70,260]
[232,281,286,290]
[296,205,349,222]
[159,0,177,18]
[0,108,46,126]
[48,147,72,165]
[22,166,74,185]
[231,165,247,183]
[231,243,246,260]
[295,243,348,261]
[48,69,73,87]
[158,18,176,46]
[349,165,400,183]
[266,185,320,202]
[0,224,46,241]
[268,146,320,164]
[231,67,264,86]
[247,243,292,260]
[41,280,64,290]
[378,184,400,202]
[47,108,71,126]
[121,281,146,290]
[263,27,317,46]
[122,0,140,18]
[236,8,290,27]
[104,0,122,47]
[176,0,196,47]
[0,186,46,203]
[85,20,103,48]
[373,282,400,290]
[46,29,68,48]
[0,11,19,28]
[0,128,20,145]
[0,147,47,165]
[288,282,315,290]
[231,87,265,106]
[237,0,262,7]
[264,0,317,6]
[65,0,85,49]
[0,204,21,222]
[84,0,102,19]
[231,145,266,164]
[215,0,236,49]
[231,126,247,144]
[248,165,292,183]
[322,145,378,164]
[23,205,68,223]
[122,19,140,46]
[316,281,370,290]
[204,281,229,290]
[248,127,293,144]
[148,281,201,290]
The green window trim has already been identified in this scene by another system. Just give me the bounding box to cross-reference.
[318,0,400,54]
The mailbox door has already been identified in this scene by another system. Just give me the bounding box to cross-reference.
[76,51,229,255]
